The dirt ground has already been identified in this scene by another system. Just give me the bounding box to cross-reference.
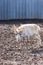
[0,23,43,65]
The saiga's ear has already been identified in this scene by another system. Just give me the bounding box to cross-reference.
[19,23,22,26]
[18,24,23,33]
[18,27,23,33]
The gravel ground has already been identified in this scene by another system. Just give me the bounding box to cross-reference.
[0,23,43,65]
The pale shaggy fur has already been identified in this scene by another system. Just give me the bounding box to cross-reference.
[13,24,41,46]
